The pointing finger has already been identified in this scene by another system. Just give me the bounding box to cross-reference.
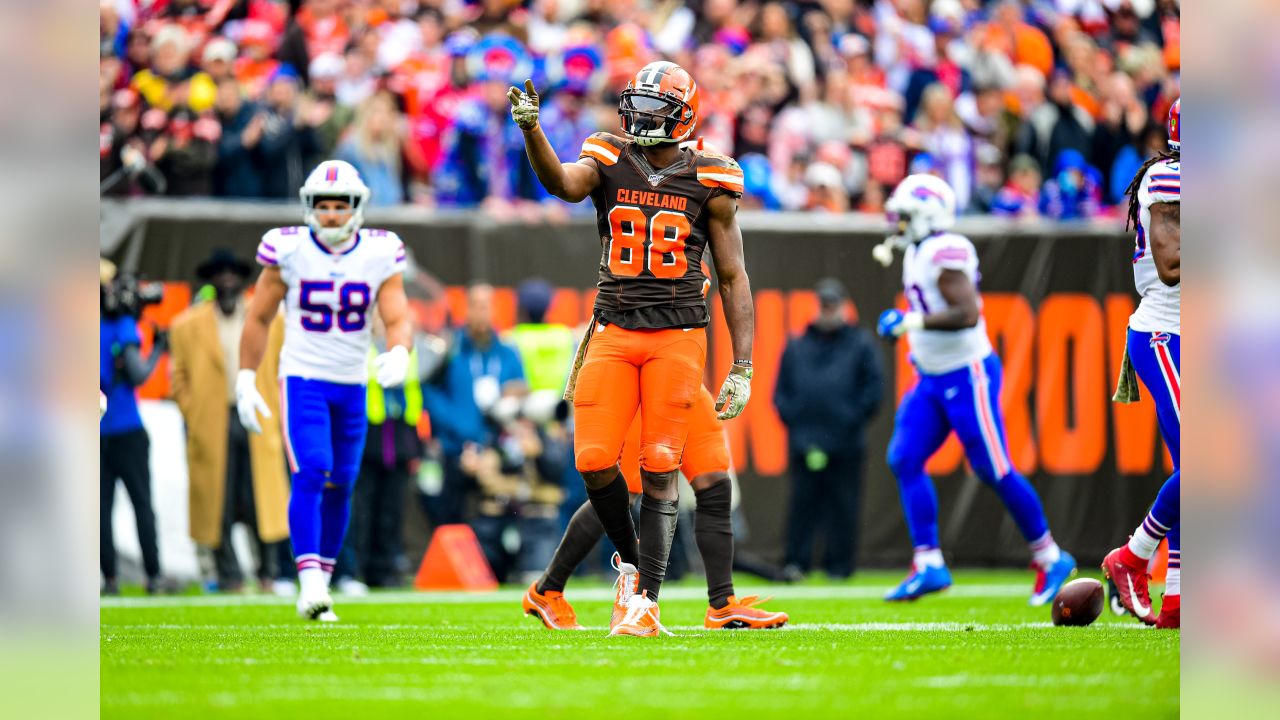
[524,79,536,96]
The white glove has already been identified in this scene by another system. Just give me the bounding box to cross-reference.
[715,363,753,420]
[374,345,410,388]
[235,369,271,434]
[507,79,540,130]
[872,240,896,267]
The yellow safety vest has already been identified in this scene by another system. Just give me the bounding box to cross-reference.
[366,345,422,426]
[506,323,576,394]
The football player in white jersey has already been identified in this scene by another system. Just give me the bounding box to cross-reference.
[1102,98,1180,629]
[872,173,1076,604]
[236,160,412,621]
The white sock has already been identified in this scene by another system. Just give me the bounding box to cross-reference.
[913,547,945,571]
[1030,533,1061,569]
[298,568,326,597]
[1165,568,1180,596]
[1127,513,1168,559]
[322,570,333,589]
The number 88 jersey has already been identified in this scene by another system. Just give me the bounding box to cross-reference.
[580,132,743,330]
[257,226,406,384]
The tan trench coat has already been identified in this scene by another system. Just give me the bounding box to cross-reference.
[169,304,289,546]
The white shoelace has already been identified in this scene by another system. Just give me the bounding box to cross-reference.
[617,595,673,636]
[611,552,638,604]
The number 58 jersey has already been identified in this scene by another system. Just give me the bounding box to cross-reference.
[257,226,407,384]
[580,132,743,330]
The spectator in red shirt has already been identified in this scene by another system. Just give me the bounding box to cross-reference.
[296,0,350,60]
[233,20,281,100]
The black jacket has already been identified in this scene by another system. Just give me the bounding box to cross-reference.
[257,108,320,199]
[214,103,265,198]
[773,322,884,455]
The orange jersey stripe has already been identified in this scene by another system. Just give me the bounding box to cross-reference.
[582,147,618,166]
[581,139,620,165]
[697,166,743,179]
[698,175,744,193]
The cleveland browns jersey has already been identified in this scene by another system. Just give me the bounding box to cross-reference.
[578,132,743,330]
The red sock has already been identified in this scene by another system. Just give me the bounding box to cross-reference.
[1117,544,1147,570]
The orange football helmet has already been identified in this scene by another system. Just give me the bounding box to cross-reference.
[619,61,699,146]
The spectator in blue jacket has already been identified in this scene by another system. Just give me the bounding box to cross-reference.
[774,278,884,580]
[434,77,536,208]
[423,282,527,524]
[257,67,322,200]
[1039,148,1104,221]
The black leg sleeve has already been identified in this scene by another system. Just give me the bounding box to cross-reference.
[694,479,735,608]
[636,493,679,601]
[538,500,607,594]
[585,472,639,567]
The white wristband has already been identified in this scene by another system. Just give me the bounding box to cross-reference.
[902,312,925,332]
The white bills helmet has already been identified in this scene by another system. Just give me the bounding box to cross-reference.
[300,160,370,246]
[885,173,957,245]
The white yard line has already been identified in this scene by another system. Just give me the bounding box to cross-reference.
[101,620,1148,634]
[101,583,1033,609]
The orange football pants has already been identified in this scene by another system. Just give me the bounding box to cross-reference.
[618,386,731,493]
[572,322,707,476]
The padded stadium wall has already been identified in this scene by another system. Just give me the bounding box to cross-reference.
[103,201,1164,568]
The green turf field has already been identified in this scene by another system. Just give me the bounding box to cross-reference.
[100,570,1178,719]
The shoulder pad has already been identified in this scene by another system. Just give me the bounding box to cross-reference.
[922,234,976,270]
[363,226,399,244]
[1144,159,1180,203]
[694,150,740,169]
[695,152,743,196]
[579,132,627,166]
[258,226,305,267]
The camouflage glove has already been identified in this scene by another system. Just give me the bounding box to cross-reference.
[507,79,540,131]
[715,362,753,420]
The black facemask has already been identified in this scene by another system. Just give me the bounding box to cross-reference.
[619,91,687,142]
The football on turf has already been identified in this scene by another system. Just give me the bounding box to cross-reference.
[1051,578,1105,627]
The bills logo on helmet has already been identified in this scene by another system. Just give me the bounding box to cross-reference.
[912,186,946,204]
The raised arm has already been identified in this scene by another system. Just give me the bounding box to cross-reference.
[1149,202,1180,286]
[239,266,286,372]
[508,80,600,203]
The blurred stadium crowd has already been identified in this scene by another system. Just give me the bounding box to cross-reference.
[100,0,1179,218]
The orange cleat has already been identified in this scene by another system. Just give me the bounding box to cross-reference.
[609,552,639,631]
[609,591,670,637]
[704,595,789,629]
[1155,594,1180,629]
[523,582,583,630]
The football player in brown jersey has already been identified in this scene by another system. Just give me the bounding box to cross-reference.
[509,61,754,637]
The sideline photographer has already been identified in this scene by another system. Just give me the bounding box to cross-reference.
[100,259,170,594]
[463,390,568,584]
